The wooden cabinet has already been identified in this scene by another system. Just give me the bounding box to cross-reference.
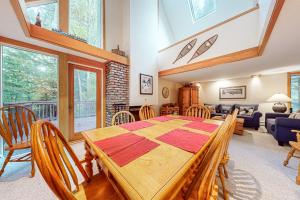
[178,86,199,115]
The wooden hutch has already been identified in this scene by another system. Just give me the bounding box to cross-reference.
[178,86,199,115]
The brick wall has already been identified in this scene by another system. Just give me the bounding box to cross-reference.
[105,62,129,126]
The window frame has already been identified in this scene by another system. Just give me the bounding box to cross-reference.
[25,0,105,49]
[287,72,300,110]
[68,0,104,48]
[188,0,217,23]
[26,0,59,30]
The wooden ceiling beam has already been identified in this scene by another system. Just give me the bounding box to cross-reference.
[159,47,259,77]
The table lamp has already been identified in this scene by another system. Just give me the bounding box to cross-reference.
[267,93,291,113]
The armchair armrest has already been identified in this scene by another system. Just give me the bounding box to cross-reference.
[275,118,300,129]
[265,113,290,127]
[252,111,262,118]
[292,130,300,142]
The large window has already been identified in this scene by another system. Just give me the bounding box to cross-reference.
[69,0,103,48]
[188,0,216,22]
[289,73,300,112]
[0,45,58,156]
[26,1,59,30]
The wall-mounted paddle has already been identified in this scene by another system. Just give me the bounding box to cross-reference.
[173,38,197,64]
[187,34,218,64]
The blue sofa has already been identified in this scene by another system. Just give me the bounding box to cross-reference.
[205,104,262,130]
[265,113,300,146]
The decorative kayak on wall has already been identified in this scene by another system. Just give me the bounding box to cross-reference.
[173,38,197,64]
[187,34,218,64]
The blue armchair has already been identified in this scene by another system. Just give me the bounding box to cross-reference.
[240,111,262,130]
[265,113,300,146]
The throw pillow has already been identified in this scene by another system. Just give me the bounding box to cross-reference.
[289,113,300,119]
[294,113,300,119]
[247,108,254,116]
[206,105,216,113]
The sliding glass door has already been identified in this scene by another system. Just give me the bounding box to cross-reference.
[0,45,58,157]
[288,72,300,112]
[69,64,102,141]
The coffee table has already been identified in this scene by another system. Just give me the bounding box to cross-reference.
[211,116,245,135]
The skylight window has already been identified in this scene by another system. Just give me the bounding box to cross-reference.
[188,0,217,22]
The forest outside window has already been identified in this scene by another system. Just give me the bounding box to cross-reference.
[26,0,59,30]
[289,73,300,112]
[69,0,103,48]
[0,44,58,156]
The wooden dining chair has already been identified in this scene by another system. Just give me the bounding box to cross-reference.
[0,105,36,177]
[112,111,135,126]
[283,129,300,185]
[217,108,239,199]
[185,105,211,119]
[139,105,155,120]
[181,115,232,200]
[31,120,119,200]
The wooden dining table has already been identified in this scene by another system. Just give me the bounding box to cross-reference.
[82,115,223,200]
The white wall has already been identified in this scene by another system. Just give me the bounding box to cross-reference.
[198,73,288,121]
[158,10,260,70]
[158,78,182,108]
[105,0,130,55]
[129,0,159,106]
[159,0,257,48]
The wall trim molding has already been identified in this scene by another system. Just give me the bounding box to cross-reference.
[258,0,285,55]
[159,47,259,77]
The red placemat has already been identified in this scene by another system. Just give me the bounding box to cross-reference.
[119,121,154,131]
[151,116,174,122]
[177,116,205,121]
[156,129,209,153]
[94,133,144,156]
[184,121,219,133]
[111,139,159,167]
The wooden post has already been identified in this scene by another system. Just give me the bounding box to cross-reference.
[58,53,69,139]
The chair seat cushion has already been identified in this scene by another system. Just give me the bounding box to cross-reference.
[74,173,119,200]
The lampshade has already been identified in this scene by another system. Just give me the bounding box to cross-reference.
[267,93,291,103]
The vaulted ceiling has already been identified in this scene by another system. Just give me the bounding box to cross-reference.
[162,0,300,83]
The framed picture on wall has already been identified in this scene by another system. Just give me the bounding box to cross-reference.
[219,86,247,99]
[140,74,153,95]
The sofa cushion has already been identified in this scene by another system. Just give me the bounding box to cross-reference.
[239,106,254,116]
[219,104,234,114]
[266,118,276,133]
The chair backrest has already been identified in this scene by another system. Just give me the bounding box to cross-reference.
[31,120,90,200]
[184,115,232,200]
[185,105,211,119]
[222,109,239,158]
[0,105,37,147]
[139,105,155,120]
[112,111,135,126]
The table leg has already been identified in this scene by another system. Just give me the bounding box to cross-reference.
[84,141,93,178]
[297,161,300,185]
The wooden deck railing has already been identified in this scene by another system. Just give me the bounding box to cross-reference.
[4,100,96,120]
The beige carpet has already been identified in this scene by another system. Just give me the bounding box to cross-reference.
[0,130,299,200]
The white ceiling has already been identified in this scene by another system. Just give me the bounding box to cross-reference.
[163,0,300,83]
[0,0,106,62]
